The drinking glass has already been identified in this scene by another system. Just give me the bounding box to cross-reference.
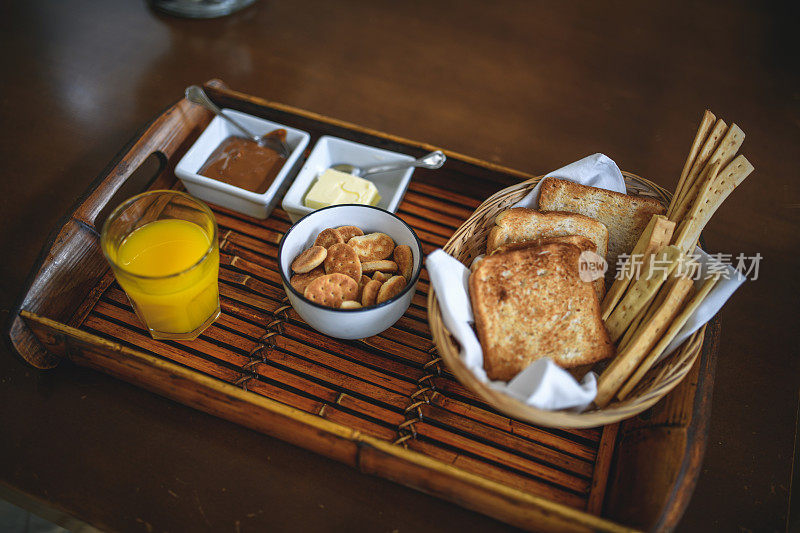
[101,190,220,340]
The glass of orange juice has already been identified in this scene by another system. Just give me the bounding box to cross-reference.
[101,190,220,340]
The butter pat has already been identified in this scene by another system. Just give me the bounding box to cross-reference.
[304,169,381,209]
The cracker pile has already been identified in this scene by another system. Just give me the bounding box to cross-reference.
[289,225,413,309]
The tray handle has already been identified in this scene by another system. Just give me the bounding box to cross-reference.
[8,90,215,368]
[74,97,212,231]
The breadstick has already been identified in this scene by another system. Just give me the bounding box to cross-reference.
[596,276,694,407]
[617,253,696,350]
[617,299,650,352]
[605,245,682,342]
[618,268,683,351]
[668,119,727,221]
[670,110,716,213]
[601,215,675,320]
[673,155,754,253]
[705,123,745,171]
[668,119,727,219]
[671,124,745,223]
[617,274,720,400]
[672,162,721,253]
[676,155,754,251]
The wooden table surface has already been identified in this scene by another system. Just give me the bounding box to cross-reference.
[1,1,797,531]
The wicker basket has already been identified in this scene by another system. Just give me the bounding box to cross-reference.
[427,172,706,428]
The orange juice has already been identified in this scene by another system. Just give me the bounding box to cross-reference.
[110,218,219,336]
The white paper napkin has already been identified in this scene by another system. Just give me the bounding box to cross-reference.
[517,153,627,208]
[426,153,744,411]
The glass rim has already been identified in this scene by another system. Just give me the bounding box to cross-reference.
[100,189,219,281]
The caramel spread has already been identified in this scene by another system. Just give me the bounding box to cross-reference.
[199,135,286,194]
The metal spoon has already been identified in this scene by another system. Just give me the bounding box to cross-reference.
[331,150,446,178]
[184,85,291,158]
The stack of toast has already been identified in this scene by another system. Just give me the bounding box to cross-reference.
[470,177,666,382]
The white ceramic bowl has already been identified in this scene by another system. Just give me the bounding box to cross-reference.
[278,205,423,339]
[281,135,415,223]
[175,110,310,219]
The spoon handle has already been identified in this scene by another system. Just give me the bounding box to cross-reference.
[185,85,257,142]
[361,151,446,177]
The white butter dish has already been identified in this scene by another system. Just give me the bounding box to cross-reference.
[281,136,414,223]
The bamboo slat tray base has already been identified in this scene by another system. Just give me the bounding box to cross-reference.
[8,81,720,532]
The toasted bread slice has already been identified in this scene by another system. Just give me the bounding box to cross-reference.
[469,243,614,381]
[538,178,666,281]
[491,235,605,299]
[486,208,609,261]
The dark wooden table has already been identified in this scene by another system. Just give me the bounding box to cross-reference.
[1,1,797,531]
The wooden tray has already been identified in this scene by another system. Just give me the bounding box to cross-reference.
[7,80,720,532]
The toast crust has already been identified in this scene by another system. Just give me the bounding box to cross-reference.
[487,208,609,260]
[470,243,614,381]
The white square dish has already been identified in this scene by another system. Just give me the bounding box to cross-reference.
[281,135,415,223]
[175,110,310,219]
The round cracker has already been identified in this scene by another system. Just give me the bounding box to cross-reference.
[290,265,325,293]
[336,225,364,242]
[347,232,395,262]
[357,274,371,298]
[303,273,359,308]
[393,245,414,281]
[314,228,344,249]
[361,279,382,307]
[361,260,398,274]
[291,246,327,274]
[376,275,407,304]
[372,271,393,283]
[340,300,362,310]
[323,243,362,281]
